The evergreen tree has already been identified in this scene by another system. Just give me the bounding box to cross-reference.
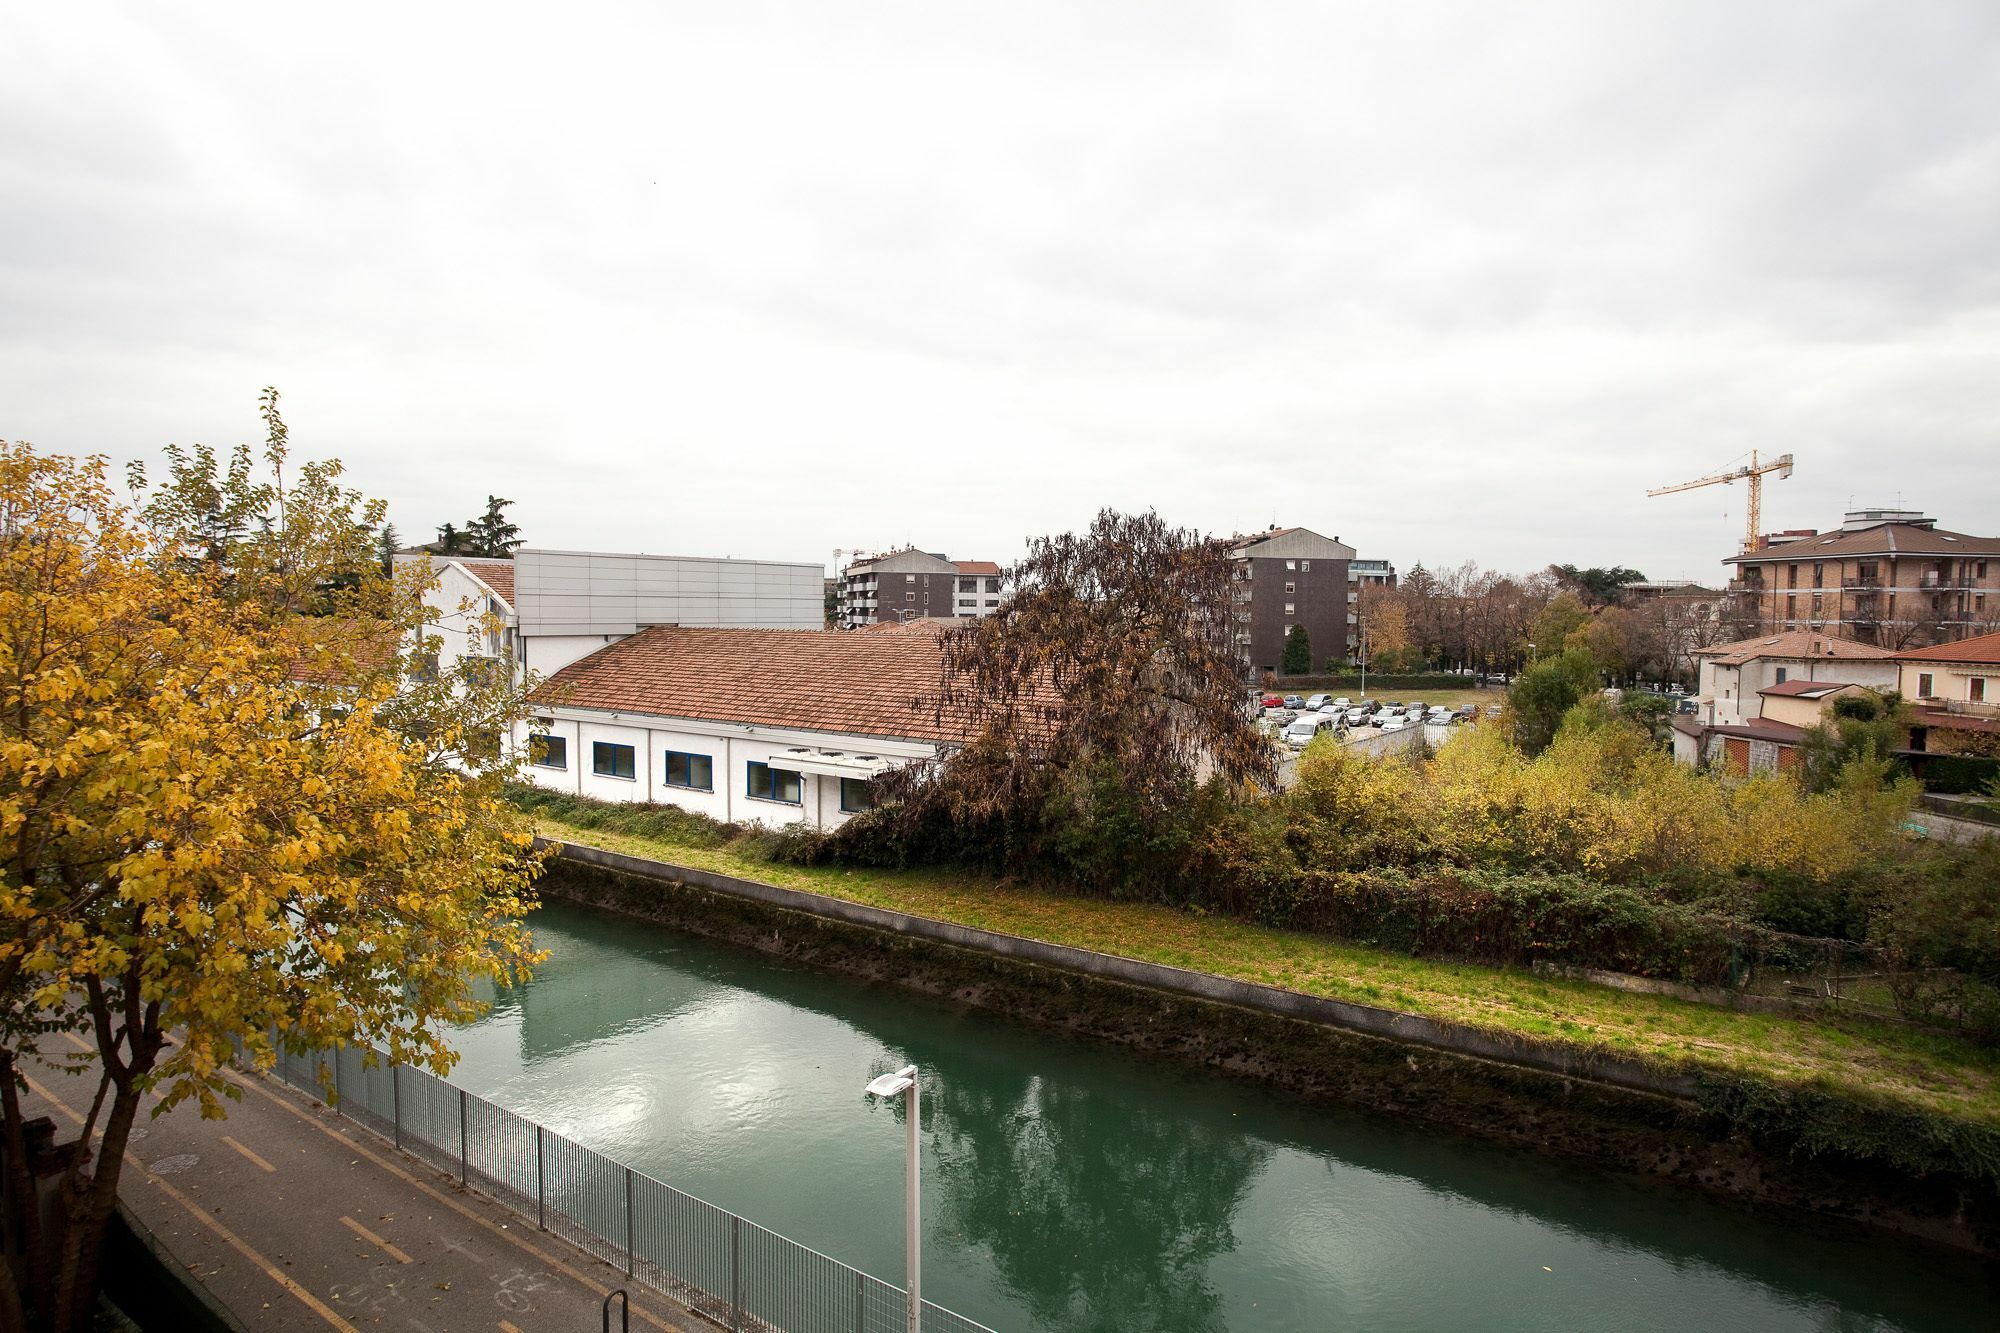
[465,495,522,557]
[376,522,401,576]
[1281,623,1313,675]
[435,521,465,554]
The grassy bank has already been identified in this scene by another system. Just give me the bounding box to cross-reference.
[512,798,2000,1131]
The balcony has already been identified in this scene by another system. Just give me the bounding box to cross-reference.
[1725,579,1765,595]
[1841,577,1882,590]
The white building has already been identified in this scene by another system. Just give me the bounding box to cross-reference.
[516,624,972,829]
[1690,630,1898,728]
[402,547,825,684]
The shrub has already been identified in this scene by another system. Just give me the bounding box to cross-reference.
[1869,840,2000,1040]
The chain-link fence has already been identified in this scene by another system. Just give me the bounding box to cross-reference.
[264,1040,994,1333]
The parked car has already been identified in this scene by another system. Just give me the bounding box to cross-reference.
[1426,707,1454,723]
[1332,697,1353,710]
[1355,699,1379,715]
[1344,708,1370,727]
[1260,694,1283,708]
[1266,706,1298,723]
[1455,704,1477,721]
[1305,693,1333,710]
[1376,705,1403,720]
[1485,705,1503,718]
[1667,683,1687,697]
[1675,700,1698,715]
[1378,717,1410,733]
[1283,694,1306,710]
[1283,713,1339,747]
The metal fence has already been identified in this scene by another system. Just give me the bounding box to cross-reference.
[262,1040,994,1333]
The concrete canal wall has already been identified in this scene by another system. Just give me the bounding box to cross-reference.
[534,839,2000,1255]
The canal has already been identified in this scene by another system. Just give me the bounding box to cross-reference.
[446,898,1996,1332]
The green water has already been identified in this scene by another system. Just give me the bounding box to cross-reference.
[447,899,1997,1331]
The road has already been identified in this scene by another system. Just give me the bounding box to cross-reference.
[21,1040,704,1333]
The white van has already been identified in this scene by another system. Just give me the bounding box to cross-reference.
[1283,713,1339,748]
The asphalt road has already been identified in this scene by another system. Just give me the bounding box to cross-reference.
[22,1039,704,1333]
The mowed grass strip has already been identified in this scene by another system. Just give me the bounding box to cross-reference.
[525,812,2000,1127]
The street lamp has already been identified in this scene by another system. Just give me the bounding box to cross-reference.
[864,1064,921,1333]
[1527,641,1537,666]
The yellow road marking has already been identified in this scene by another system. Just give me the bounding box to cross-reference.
[223,1069,680,1332]
[339,1213,413,1264]
[21,1070,358,1333]
[222,1133,277,1173]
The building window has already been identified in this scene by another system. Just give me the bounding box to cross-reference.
[1775,668,1787,684]
[958,598,975,608]
[1301,561,1311,571]
[985,578,1000,593]
[906,591,916,603]
[985,598,998,607]
[1813,562,1824,588]
[1285,581,1296,593]
[1918,672,1935,698]
[905,574,916,582]
[529,733,567,770]
[664,751,713,791]
[1979,561,1989,579]
[839,777,875,813]
[1285,560,1297,570]
[959,578,975,592]
[1974,678,1988,704]
[746,761,803,805]
[592,742,636,780]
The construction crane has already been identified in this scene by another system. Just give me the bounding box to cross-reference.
[1648,450,1795,553]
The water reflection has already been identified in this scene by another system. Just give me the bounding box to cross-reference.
[443,899,1999,1333]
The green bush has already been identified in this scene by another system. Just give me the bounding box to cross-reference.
[1868,840,2000,1040]
[502,784,739,849]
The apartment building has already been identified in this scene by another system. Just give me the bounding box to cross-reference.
[1229,527,1358,674]
[1722,509,2000,650]
[1689,629,1897,727]
[1897,630,2000,763]
[835,549,1004,630]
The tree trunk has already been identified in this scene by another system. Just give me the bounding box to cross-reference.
[49,1078,141,1333]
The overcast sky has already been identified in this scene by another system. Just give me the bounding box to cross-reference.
[5,3,1997,581]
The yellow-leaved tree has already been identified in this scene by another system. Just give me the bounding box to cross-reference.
[0,393,543,1333]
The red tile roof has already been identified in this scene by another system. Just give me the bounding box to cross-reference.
[1691,630,1895,667]
[1912,707,2000,736]
[1896,629,2000,664]
[530,625,974,743]
[952,560,1002,576]
[1757,679,1867,698]
[460,559,515,605]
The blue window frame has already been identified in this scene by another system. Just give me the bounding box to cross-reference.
[591,742,636,780]
[839,777,875,813]
[529,733,567,770]
[664,751,713,791]
[746,761,803,805]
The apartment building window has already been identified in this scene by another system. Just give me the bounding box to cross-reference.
[1775,668,1788,684]
[905,591,916,603]
[1301,561,1311,571]
[1285,603,1295,615]
[1787,564,1798,588]
[1285,582,1296,594]
[664,751,713,791]
[591,742,636,780]
[1980,561,1990,579]
[1973,678,1988,704]
[746,761,803,805]
[839,777,875,813]
[959,578,975,593]
[1917,672,1935,698]
[1286,560,1297,570]
[1812,562,1824,588]
[958,598,975,608]
[985,598,998,607]
[985,578,1000,593]
[906,574,916,582]
[528,733,567,770]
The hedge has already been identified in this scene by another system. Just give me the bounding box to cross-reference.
[1227,866,1849,986]
[1920,754,2000,796]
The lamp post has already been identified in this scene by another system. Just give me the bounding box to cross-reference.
[864,1064,921,1333]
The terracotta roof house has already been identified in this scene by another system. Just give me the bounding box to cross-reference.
[1722,508,2000,649]
[520,625,981,829]
[1896,629,2000,764]
[1689,630,1897,728]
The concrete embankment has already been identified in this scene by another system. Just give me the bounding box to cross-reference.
[535,839,2000,1255]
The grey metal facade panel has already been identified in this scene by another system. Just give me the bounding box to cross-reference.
[515,549,823,636]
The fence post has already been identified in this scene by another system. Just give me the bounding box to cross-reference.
[458,1087,469,1187]
[731,1215,741,1333]
[624,1167,635,1276]
[331,1047,341,1114]
[392,1063,403,1151]
[536,1125,546,1230]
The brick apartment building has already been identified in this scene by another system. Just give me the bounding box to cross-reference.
[1230,527,1361,674]
[1723,509,2000,649]
[835,549,1004,629]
